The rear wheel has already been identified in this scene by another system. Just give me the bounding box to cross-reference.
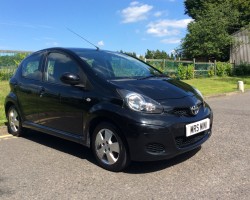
[92,122,130,172]
[7,106,23,136]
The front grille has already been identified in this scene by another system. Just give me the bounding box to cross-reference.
[172,108,190,116]
[146,143,165,154]
[175,131,207,148]
[167,102,203,117]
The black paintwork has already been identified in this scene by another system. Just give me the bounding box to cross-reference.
[5,47,213,161]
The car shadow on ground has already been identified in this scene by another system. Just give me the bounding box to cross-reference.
[124,147,201,174]
[21,130,201,174]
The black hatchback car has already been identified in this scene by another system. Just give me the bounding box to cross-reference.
[5,48,213,171]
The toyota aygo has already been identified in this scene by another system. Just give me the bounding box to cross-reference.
[5,48,213,171]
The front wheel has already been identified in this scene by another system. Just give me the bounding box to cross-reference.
[7,105,23,137]
[92,122,130,172]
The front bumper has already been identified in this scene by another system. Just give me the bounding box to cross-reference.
[126,122,212,161]
[122,106,213,161]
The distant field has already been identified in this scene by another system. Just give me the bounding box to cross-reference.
[0,76,250,126]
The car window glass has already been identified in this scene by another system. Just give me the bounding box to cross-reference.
[21,53,43,80]
[45,52,80,84]
[74,50,161,80]
[110,56,149,77]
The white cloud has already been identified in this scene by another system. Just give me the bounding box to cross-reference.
[121,2,153,23]
[147,27,180,37]
[45,42,59,46]
[154,11,163,17]
[161,38,181,44]
[146,19,193,37]
[97,41,104,46]
[130,1,140,6]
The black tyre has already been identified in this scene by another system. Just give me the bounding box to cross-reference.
[7,105,24,136]
[91,122,130,172]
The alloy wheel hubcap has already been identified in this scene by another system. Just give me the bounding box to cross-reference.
[9,108,19,133]
[95,129,120,165]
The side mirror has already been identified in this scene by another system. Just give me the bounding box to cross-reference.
[60,72,80,85]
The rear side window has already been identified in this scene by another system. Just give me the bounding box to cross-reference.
[21,53,43,80]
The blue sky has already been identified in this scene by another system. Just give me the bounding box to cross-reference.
[0,0,192,56]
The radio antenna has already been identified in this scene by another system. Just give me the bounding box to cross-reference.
[67,28,99,50]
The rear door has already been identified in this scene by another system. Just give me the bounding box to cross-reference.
[16,52,44,123]
[37,51,86,135]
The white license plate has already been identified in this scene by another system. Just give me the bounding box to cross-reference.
[186,118,210,137]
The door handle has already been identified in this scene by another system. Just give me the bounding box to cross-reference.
[39,87,45,98]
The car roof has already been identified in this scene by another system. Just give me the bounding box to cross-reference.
[37,47,112,54]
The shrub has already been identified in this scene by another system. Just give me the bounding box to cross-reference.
[216,62,232,76]
[177,64,194,80]
[186,64,194,80]
[0,70,14,81]
[234,63,250,76]
[208,66,215,77]
[177,64,187,80]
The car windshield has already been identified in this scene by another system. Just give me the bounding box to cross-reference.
[72,49,162,80]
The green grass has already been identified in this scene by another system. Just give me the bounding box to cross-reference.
[183,76,250,96]
[0,81,10,126]
[0,76,250,126]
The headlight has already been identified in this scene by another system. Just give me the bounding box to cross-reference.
[193,87,203,99]
[118,90,163,114]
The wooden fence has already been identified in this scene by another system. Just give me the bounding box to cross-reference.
[145,58,216,77]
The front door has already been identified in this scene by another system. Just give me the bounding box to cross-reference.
[37,51,86,135]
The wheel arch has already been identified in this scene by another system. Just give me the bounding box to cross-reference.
[86,116,130,156]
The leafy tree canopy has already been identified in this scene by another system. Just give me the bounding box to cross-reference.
[182,0,250,61]
[145,49,171,59]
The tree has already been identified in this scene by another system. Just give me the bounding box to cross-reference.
[145,49,154,59]
[184,0,250,29]
[119,50,137,58]
[145,49,170,59]
[182,0,247,61]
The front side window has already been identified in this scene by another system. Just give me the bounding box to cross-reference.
[21,53,43,80]
[45,52,80,84]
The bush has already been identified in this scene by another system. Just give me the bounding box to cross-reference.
[0,70,14,81]
[208,66,215,77]
[234,63,250,76]
[177,64,194,80]
[177,64,187,80]
[186,64,194,79]
[216,62,232,76]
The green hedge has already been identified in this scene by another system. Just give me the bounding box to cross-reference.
[177,64,194,80]
[216,62,232,76]
[234,63,250,76]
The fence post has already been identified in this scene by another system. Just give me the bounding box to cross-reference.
[163,59,166,73]
[214,60,217,76]
[193,58,196,78]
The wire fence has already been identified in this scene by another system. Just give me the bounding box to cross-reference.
[145,59,216,78]
[0,59,233,81]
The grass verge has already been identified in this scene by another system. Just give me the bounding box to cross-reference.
[0,81,9,126]
[183,76,250,96]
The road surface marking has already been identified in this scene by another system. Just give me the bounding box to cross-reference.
[0,134,17,141]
